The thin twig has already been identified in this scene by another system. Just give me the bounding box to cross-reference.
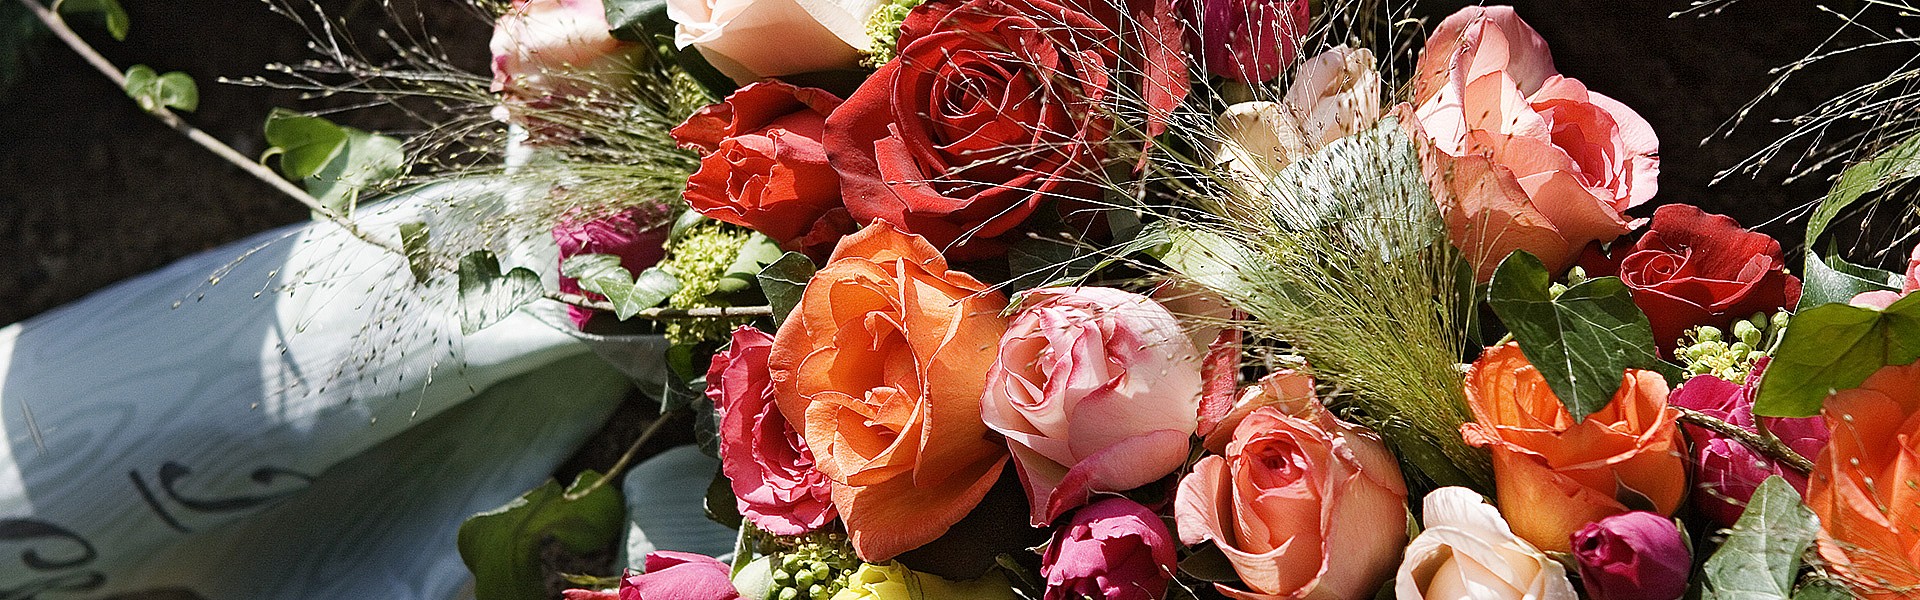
[564,409,682,500]
[23,0,773,321]
[1675,406,1816,475]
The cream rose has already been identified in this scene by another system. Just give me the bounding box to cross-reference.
[1396,487,1579,600]
[668,0,883,84]
[1216,45,1382,181]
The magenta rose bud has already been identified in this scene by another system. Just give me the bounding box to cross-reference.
[1571,512,1690,600]
[982,287,1202,526]
[619,552,743,600]
[1041,498,1176,600]
[1670,361,1828,527]
[1183,0,1310,82]
[708,326,836,535]
[553,206,670,329]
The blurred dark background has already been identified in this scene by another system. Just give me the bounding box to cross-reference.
[0,0,1909,326]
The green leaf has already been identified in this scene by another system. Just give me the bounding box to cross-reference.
[562,253,680,320]
[57,0,127,40]
[1807,132,1920,245]
[1791,579,1854,600]
[261,108,347,180]
[1177,544,1239,582]
[1488,251,1663,422]
[1752,293,1920,416]
[458,470,624,600]
[715,233,783,297]
[398,222,432,283]
[303,127,404,214]
[457,250,544,335]
[1155,225,1268,307]
[122,65,197,112]
[601,0,665,42]
[1800,245,1900,309]
[1701,476,1818,600]
[756,252,814,326]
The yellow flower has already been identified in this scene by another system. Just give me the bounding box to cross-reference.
[829,563,1018,600]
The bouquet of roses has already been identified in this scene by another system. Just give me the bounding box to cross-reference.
[40,0,1907,596]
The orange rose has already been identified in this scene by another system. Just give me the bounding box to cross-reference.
[1810,361,1920,599]
[1459,343,1685,552]
[768,222,1011,561]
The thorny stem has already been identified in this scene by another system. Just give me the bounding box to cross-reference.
[22,0,771,320]
[564,409,682,501]
[1674,406,1816,475]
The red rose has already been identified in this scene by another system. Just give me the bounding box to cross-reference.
[673,81,856,260]
[824,0,1187,259]
[708,326,837,535]
[1607,205,1801,354]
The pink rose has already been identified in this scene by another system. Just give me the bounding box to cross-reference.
[707,326,835,535]
[489,0,643,131]
[1040,498,1178,600]
[982,287,1202,526]
[624,552,743,600]
[1175,399,1408,600]
[1410,6,1659,280]
[1850,243,1920,309]
[554,206,671,329]
[1670,361,1828,527]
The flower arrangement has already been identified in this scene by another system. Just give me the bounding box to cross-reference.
[20,0,1920,597]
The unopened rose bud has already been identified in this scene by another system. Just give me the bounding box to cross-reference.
[1571,512,1690,600]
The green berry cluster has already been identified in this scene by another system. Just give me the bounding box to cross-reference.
[860,0,924,67]
[661,222,753,346]
[1677,311,1790,383]
[769,535,860,600]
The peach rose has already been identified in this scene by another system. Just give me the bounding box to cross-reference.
[667,0,881,84]
[982,287,1202,526]
[1460,343,1686,552]
[1174,391,1408,599]
[1410,6,1659,280]
[1809,360,1920,599]
[768,222,1011,561]
[1216,45,1381,181]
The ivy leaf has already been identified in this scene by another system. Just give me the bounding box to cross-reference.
[122,65,197,112]
[57,0,127,40]
[1488,250,1662,422]
[397,222,432,283]
[714,233,783,298]
[1801,246,1901,308]
[458,250,544,335]
[1752,293,1920,417]
[562,253,680,320]
[304,127,404,215]
[1799,132,1920,310]
[261,108,347,180]
[458,470,624,600]
[756,252,814,326]
[1701,476,1817,600]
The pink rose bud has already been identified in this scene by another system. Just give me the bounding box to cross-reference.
[982,287,1203,526]
[553,206,670,329]
[1670,362,1828,527]
[619,552,743,600]
[708,326,836,535]
[1571,512,1690,600]
[1040,498,1176,600]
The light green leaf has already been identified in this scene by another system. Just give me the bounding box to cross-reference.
[458,470,624,600]
[261,108,347,180]
[1807,133,1920,245]
[1488,250,1663,422]
[57,0,127,40]
[457,250,543,335]
[398,222,432,283]
[1752,292,1920,417]
[562,253,680,320]
[756,252,814,326]
[304,127,404,215]
[1702,476,1818,600]
[122,65,197,112]
[1155,226,1267,307]
[714,233,783,297]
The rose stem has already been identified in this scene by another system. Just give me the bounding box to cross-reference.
[563,408,683,501]
[1673,406,1815,475]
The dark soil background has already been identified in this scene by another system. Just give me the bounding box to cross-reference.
[0,0,1907,325]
